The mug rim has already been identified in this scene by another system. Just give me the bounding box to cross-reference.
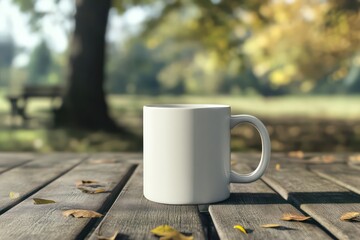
[144,104,230,109]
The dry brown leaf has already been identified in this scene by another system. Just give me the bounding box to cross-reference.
[281,213,311,221]
[63,209,103,218]
[349,155,360,163]
[150,225,193,240]
[9,192,20,199]
[261,224,281,228]
[233,224,247,235]
[288,151,304,159]
[33,198,56,204]
[340,212,360,221]
[275,163,281,171]
[96,231,118,240]
[75,180,99,187]
[77,186,107,194]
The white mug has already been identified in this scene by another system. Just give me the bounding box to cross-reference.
[143,104,271,204]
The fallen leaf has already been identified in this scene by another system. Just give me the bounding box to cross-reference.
[281,213,311,221]
[340,212,360,221]
[275,163,281,171]
[288,151,304,159]
[77,186,107,194]
[233,224,247,234]
[309,155,335,163]
[75,180,98,187]
[96,231,118,240]
[9,192,20,199]
[150,225,193,240]
[63,209,103,218]
[33,198,56,204]
[261,224,281,228]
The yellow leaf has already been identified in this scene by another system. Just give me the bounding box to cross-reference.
[275,163,281,171]
[340,212,360,221]
[96,231,118,240]
[261,224,281,228]
[77,186,107,194]
[9,192,20,199]
[288,151,304,159]
[63,209,103,218]
[150,225,193,240]
[75,180,98,187]
[281,213,311,221]
[33,198,56,204]
[233,224,247,234]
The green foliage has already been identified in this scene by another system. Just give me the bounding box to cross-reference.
[27,40,52,85]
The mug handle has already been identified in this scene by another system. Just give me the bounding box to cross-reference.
[230,115,271,183]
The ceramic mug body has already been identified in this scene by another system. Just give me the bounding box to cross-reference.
[143,104,271,204]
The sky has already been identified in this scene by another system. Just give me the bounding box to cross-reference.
[0,0,148,67]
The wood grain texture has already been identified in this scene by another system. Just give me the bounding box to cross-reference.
[0,153,86,214]
[0,157,136,239]
[257,162,360,240]
[0,154,34,174]
[310,163,360,195]
[209,163,331,240]
[89,165,206,240]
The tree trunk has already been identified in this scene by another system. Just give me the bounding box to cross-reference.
[55,0,119,131]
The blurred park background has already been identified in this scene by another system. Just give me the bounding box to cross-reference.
[0,0,359,153]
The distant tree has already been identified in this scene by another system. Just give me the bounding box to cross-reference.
[0,35,16,86]
[27,40,52,85]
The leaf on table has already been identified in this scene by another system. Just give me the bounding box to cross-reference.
[9,191,20,199]
[62,209,103,218]
[96,231,118,240]
[261,224,281,228]
[77,185,107,194]
[309,155,335,163]
[33,198,56,204]
[275,163,281,171]
[75,180,99,187]
[288,151,304,159]
[340,212,360,221]
[233,224,247,234]
[281,213,311,221]
[150,225,193,240]
[349,155,360,163]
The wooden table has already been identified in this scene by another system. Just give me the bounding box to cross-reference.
[0,152,359,239]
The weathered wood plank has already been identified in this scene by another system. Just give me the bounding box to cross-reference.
[256,162,360,240]
[89,165,206,240]
[0,154,34,174]
[209,163,331,240]
[310,163,360,195]
[0,157,136,239]
[0,153,86,214]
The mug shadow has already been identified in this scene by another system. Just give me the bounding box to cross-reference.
[218,191,360,205]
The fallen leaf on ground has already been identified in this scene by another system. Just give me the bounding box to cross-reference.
[150,225,193,240]
[340,212,360,221]
[281,213,311,221]
[33,198,56,204]
[349,155,360,163]
[9,192,20,199]
[233,224,247,234]
[63,209,103,218]
[275,163,281,171]
[77,185,107,194]
[288,151,304,159]
[309,155,335,163]
[75,180,98,186]
[261,224,281,228]
[96,231,118,240]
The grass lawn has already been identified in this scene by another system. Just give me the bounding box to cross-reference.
[0,94,359,152]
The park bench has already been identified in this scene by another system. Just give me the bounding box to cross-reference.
[7,85,64,121]
[0,152,359,239]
